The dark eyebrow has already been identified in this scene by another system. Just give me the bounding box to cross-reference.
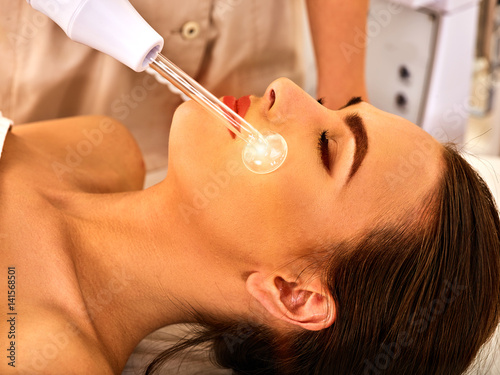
[338,97,368,183]
[344,113,368,182]
[339,96,363,110]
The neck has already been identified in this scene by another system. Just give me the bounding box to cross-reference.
[64,176,252,371]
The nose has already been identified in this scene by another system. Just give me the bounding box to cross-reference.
[259,78,354,150]
[263,77,321,126]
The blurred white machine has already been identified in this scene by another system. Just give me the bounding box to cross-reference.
[366,0,480,143]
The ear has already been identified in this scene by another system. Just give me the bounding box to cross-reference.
[246,272,336,331]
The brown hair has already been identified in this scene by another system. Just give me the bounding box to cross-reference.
[146,144,500,374]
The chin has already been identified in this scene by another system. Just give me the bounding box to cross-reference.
[170,101,205,145]
[171,100,202,129]
[168,101,219,178]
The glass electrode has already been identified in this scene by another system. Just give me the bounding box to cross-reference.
[24,0,288,172]
[149,53,288,174]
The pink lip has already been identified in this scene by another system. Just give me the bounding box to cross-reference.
[222,95,251,139]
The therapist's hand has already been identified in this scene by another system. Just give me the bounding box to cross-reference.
[307,0,370,110]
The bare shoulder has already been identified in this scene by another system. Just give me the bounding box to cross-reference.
[0,309,114,375]
[10,115,145,192]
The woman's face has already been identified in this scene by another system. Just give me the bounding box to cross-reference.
[167,78,443,267]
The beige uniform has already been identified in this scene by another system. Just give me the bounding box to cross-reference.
[0,0,306,171]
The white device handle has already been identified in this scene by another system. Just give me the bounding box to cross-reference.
[26,0,164,72]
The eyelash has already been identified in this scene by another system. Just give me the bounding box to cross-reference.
[317,130,331,172]
[315,96,362,173]
[316,98,330,171]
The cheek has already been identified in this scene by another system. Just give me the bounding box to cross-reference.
[252,166,332,251]
[168,102,245,183]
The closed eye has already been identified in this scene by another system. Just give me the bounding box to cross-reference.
[316,96,364,178]
[317,130,331,172]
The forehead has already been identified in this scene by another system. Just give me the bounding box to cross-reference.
[337,103,443,231]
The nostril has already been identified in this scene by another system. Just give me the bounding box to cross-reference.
[269,89,276,109]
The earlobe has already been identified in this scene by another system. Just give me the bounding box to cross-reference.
[246,272,336,331]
